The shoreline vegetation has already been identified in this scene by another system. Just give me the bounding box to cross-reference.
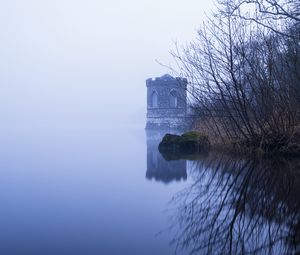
[159,131,300,158]
[168,0,299,157]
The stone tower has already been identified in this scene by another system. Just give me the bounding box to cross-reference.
[146,74,188,129]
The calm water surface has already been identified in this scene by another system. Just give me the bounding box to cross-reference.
[0,127,190,255]
[0,126,299,255]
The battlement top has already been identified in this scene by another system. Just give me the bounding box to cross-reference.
[146,74,187,87]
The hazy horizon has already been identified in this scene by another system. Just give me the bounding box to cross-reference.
[0,0,214,128]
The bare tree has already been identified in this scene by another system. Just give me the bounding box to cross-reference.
[218,0,300,38]
[171,0,300,153]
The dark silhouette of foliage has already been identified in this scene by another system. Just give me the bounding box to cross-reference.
[171,0,300,153]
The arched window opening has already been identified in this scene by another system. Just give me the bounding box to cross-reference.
[151,91,158,108]
[170,90,178,108]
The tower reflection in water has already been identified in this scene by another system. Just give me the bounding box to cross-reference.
[145,130,187,184]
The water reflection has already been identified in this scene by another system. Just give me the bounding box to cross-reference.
[146,130,187,184]
[166,152,300,255]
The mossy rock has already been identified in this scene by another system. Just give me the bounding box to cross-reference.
[158,131,210,154]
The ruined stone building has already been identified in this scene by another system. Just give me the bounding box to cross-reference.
[146,74,188,129]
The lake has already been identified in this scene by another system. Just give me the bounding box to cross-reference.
[0,126,299,255]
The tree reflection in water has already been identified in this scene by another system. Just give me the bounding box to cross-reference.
[165,152,300,255]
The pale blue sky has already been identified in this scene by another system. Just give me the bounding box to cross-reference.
[0,0,214,127]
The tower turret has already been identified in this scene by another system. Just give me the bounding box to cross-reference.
[146,74,188,129]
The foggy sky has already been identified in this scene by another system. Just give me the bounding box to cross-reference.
[0,0,214,128]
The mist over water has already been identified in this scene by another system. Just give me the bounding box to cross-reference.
[0,0,214,129]
[0,0,299,254]
[0,124,299,254]
[0,127,190,254]
[0,2,213,250]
